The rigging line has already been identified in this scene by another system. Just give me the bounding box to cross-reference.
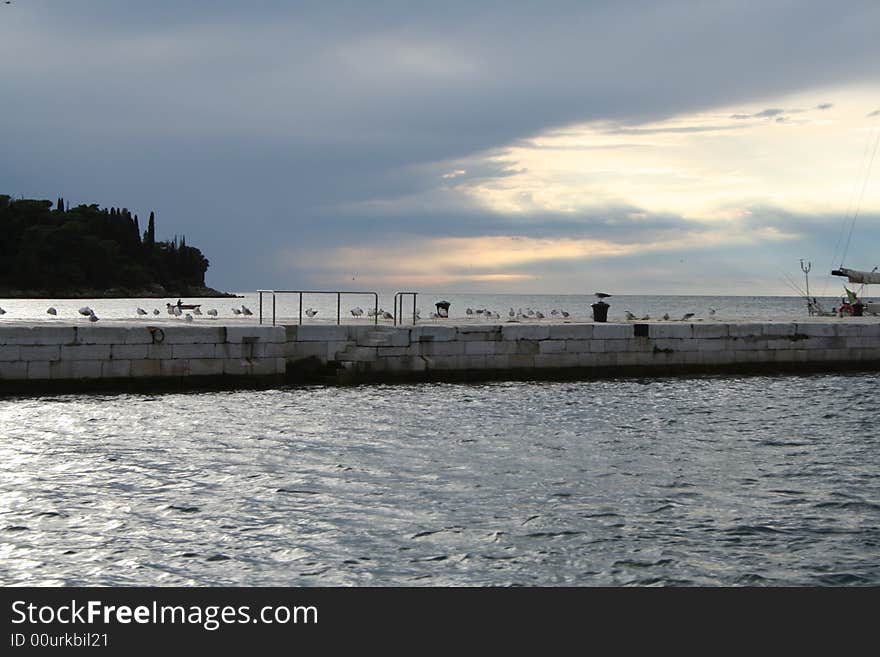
[779,269,806,297]
[828,130,873,275]
[840,119,880,267]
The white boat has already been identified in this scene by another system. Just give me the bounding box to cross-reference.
[831,268,880,314]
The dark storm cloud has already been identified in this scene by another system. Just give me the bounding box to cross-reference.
[1,1,878,290]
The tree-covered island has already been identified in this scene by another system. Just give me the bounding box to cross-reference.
[0,195,233,298]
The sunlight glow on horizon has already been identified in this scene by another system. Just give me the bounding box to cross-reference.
[457,85,880,221]
[279,84,879,292]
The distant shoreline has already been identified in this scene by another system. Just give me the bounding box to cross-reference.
[0,286,240,299]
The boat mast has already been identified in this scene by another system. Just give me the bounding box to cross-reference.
[801,259,813,315]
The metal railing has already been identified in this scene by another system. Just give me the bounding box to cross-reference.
[393,292,419,325]
[257,290,379,326]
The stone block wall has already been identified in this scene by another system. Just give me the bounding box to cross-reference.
[285,321,880,380]
[0,324,286,384]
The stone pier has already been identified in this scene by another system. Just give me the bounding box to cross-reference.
[1,320,879,391]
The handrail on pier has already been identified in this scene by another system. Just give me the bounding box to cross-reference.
[256,290,379,326]
[393,292,419,325]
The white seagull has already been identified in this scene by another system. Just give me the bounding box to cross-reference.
[207,309,218,318]
[350,307,364,318]
[231,307,242,315]
[381,311,394,320]
[153,308,160,315]
[241,305,253,316]
[193,307,202,315]
[305,308,318,318]
[78,306,93,316]
[185,313,193,322]
[0,307,5,315]
[88,312,99,322]
[136,307,147,315]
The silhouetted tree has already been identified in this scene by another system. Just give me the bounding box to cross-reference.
[146,211,156,246]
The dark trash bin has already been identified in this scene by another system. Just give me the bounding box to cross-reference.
[853,301,864,317]
[591,300,609,322]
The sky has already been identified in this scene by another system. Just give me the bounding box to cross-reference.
[2,1,879,296]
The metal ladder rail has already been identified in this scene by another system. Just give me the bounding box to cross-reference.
[257,290,379,326]
[392,291,419,325]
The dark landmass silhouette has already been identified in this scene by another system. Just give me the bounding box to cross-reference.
[0,194,234,298]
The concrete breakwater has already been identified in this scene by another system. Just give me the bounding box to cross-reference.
[1,320,879,391]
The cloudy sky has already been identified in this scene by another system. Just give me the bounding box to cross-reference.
[2,1,879,295]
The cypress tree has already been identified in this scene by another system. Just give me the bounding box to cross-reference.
[146,211,155,246]
[133,215,141,243]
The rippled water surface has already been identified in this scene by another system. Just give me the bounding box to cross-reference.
[2,374,879,586]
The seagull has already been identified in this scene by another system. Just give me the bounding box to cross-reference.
[207,309,218,318]
[231,307,242,315]
[136,307,147,315]
[78,306,93,316]
[382,311,394,320]
[708,307,717,317]
[509,307,515,318]
[662,313,670,321]
[0,307,5,315]
[241,305,253,316]
[47,307,57,315]
[193,307,202,315]
[551,309,559,316]
[88,312,99,322]
[679,312,695,321]
[185,313,193,322]
[153,308,160,315]
[535,311,545,319]
[625,310,637,321]
[305,308,318,318]
[561,310,570,318]
[350,307,364,318]
[466,308,474,317]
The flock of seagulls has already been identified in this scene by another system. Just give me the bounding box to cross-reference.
[0,303,255,323]
[0,295,721,324]
[625,310,700,322]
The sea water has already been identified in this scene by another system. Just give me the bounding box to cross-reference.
[1,373,878,586]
